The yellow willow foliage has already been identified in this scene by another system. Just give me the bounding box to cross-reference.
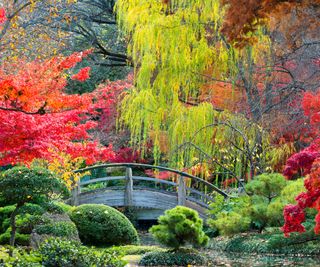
[31,154,86,190]
[116,0,272,173]
[116,0,270,92]
[267,142,296,171]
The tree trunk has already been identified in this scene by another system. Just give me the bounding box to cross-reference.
[9,203,23,249]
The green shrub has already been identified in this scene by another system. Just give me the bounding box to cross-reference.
[150,206,209,249]
[1,205,45,235]
[245,173,286,201]
[210,211,251,236]
[39,238,126,267]
[0,202,74,246]
[267,178,306,226]
[0,231,30,246]
[0,206,15,234]
[250,196,269,230]
[16,214,44,235]
[52,202,74,213]
[40,203,64,215]
[122,207,138,227]
[34,222,78,238]
[139,250,207,266]
[208,173,306,235]
[69,204,139,246]
[19,204,46,217]
[208,195,251,236]
[0,247,42,267]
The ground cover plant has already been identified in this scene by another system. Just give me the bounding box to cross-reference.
[0,238,126,267]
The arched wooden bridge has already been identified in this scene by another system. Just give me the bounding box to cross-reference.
[71,163,229,220]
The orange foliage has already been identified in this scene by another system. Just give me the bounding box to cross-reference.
[200,81,245,112]
[0,50,92,114]
[221,0,319,47]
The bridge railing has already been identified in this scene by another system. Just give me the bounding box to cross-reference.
[71,163,229,208]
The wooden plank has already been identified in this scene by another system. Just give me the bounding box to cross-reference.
[178,175,186,206]
[135,209,164,220]
[125,167,133,206]
[186,196,210,208]
[80,176,125,186]
[71,182,80,206]
[132,176,177,186]
[186,187,215,203]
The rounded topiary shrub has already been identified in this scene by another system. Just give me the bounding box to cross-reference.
[150,206,209,249]
[139,250,208,266]
[69,204,139,246]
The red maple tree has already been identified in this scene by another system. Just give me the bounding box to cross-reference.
[282,89,320,236]
[0,51,115,166]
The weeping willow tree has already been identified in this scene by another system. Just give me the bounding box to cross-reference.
[116,0,273,184]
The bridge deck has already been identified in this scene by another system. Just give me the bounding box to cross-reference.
[72,163,230,220]
[77,188,208,219]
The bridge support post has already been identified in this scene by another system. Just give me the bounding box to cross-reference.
[125,167,133,206]
[71,181,81,206]
[178,175,186,206]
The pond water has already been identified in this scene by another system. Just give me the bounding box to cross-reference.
[206,251,320,267]
[138,231,320,267]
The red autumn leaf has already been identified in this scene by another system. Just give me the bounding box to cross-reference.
[71,67,91,82]
[0,8,6,24]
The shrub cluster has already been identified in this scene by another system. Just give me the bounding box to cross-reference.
[69,204,139,246]
[139,250,207,266]
[0,202,77,247]
[0,238,126,267]
[208,173,308,235]
[34,221,78,238]
[0,204,45,246]
[39,238,126,267]
[0,166,69,246]
[107,245,164,256]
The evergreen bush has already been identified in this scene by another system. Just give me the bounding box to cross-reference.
[150,206,209,249]
[0,166,68,246]
[69,204,139,246]
[208,174,307,235]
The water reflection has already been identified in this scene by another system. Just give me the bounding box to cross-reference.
[206,251,320,267]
